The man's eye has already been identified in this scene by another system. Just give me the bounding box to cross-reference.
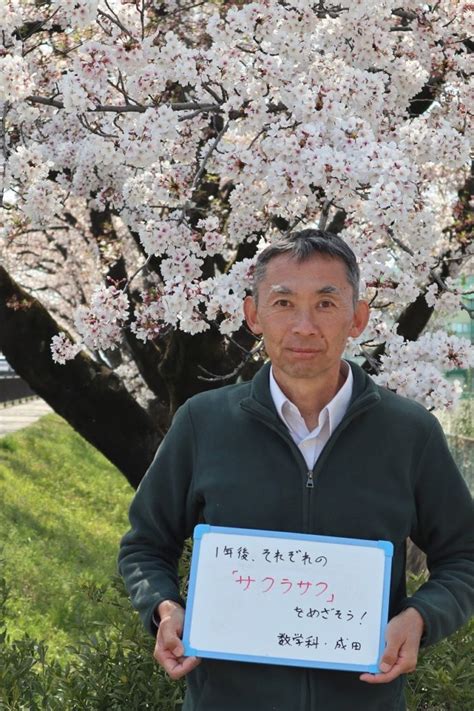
[319,300,335,308]
[274,299,291,307]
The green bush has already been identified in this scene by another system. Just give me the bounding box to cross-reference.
[0,573,184,711]
[405,573,474,710]
[1,568,472,710]
[406,622,473,711]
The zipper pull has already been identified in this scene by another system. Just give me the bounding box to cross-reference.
[306,471,314,489]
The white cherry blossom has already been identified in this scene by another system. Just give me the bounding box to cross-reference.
[0,0,472,409]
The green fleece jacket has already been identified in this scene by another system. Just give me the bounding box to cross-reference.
[118,361,474,711]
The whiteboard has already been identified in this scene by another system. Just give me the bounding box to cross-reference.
[182,525,393,673]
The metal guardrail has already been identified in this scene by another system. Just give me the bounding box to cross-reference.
[0,376,36,404]
[0,396,39,409]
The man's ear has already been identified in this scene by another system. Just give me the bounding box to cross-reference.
[243,295,262,336]
[349,300,370,338]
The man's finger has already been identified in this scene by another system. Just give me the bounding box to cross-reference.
[380,645,417,674]
[154,621,200,679]
[360,641,418,684]
[378,637,402,672]
[157,648,201,680]
[158,618,184,654]
[160,630,184,657]
[378,657,395,673]
[360,651,417,684]
[154,633,183,663]
[360,662,404,685]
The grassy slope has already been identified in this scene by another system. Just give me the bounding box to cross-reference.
[0,414,134,660]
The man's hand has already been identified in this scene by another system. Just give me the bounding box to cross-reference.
[153,600,201,680]
[359,607,424,685]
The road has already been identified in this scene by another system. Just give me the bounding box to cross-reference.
[0,399,53,437]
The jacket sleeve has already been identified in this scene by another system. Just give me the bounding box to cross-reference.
[117,401,200,636]
[400,417,474,647]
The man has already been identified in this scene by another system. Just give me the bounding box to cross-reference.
[118,229,474,710]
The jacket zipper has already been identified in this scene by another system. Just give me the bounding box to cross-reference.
[240,387,379,711]
[241,392,378,711]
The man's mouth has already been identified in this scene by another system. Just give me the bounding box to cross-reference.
[287,348,322,356]
[288,347,322,353]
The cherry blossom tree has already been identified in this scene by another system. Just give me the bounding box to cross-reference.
[1,0,472,487]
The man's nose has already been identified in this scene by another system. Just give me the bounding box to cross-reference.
[291,308,319,335]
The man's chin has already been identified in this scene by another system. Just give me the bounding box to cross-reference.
[280,363,328,379]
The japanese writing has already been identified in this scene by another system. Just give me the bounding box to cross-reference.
[278,633,320,648]
[216,546,250,560]
[293,606,368,623]
[262,548,327,566]
[232,571,335,602]
[277,633,362,651]
[215,545,327,567]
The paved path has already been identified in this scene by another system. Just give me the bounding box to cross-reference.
[0,399,53,437]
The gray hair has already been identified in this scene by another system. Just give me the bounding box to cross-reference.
[252,229,360,305]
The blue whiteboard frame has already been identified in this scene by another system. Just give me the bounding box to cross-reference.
[183,524,393,673]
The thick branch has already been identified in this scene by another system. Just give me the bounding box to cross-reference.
[25,95,219,112]
[24,96,291,122]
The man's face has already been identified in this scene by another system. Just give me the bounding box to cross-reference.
[244,253,369,385]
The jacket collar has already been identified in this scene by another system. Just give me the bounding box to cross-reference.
[242,359,380,423]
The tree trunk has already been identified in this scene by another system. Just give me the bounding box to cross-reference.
[0,265,159,489]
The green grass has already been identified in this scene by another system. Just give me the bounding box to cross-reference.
[0,414,134,661]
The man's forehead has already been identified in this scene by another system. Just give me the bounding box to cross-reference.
[257,254,355,299]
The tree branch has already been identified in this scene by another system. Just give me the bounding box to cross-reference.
[25,95,223,114]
